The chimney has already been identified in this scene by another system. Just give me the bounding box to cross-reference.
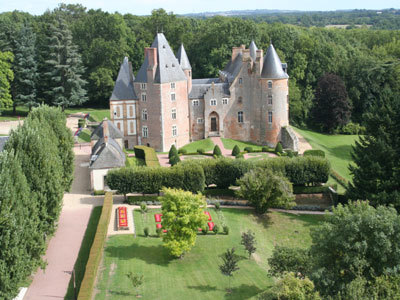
[145,47,157,81]
[242,49,250,61]
[232,47,242,62]
[256,49,263,75]
[103,118,109,144]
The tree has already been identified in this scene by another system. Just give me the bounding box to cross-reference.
[236,168,295,214]
[240,230,257,259]
[106,167,134,201]
[43,13,87,110]
[312,73,351,133]
[12,24,38,112]
[310,201,400,297]
[169,153,181,166]
[0,51,13,112]
[219,248,240,292]
[231,145,240,156]
[213,145,222,157]
[160,188,208,258]
[126,272,143,297]
[168,144,178,159]
[347,91,400,209]
[268,246,311,279]
[275,142,283,154]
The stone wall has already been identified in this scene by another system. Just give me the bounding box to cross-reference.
[280,126,299,152]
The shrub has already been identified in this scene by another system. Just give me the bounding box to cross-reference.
[244,146,253,153]
[275,142,283,154]
[178,148,187,155]
[202,225,208,235]
[340,122,366,135]
[232,145,241,156]
[215,201,221,210]
[213,224,219,234]
[262,146,269,152]
[285,150,298,158]
[236,153,244,159]
[197,148,204,154]
[293,185,330,194]
[93,189,105,196]
[144,227,149,237]
[156,227,162,237]
[213,145,222,157]
[134,146,160,167]
[78,118,86,128]
[268,246,312,278]
[303,149,325,158]
[168,144,178,158]
[140,202,147,213]
[169,154,181,166]
[223,225,229,235]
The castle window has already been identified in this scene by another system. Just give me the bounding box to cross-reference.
[142,109,148,121]
[268,111,273,124]
[238,96,242,103]
[222,98,228,105]
[239,78,242,84]
[141,93,147,102]
[171,93,176,101]
[172,125,177,137]
[268,95,273,105]
[141,83,147,90]
[142,126,148,138]
[238,111,243,123]
[172,108,177,120]
[171,82,175,89]
[210,99,217,106]
[268,81,272,89]
[192,100,199,106]
[197,118,204,124]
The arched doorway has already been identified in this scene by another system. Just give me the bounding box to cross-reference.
[209,112,219,134]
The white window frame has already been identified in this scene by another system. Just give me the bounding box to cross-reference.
[114,120,124,134]
[197,118,204,124]
[141,93,147,102]
[127,104,136,118]
[268,80,272,89]
[142,109,148,121]
[128,120,136,135]
[141,83,147,90]
[192,100,199,106]
[238,111,243,123]
[171,93,176,101]
[113,105,123,119]
[268,111,273,124]
[171,108,177,120]
[210,99,217,106]
[142,126,148,138]
[268,95,273,105]
[171,82,176,89]
[172,125,177,137]
[222,98,228,105]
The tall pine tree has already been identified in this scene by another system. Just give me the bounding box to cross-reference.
[44,14,87,110]
[0,51,13,112]
[13,24,38,111]
[347,90,400,209]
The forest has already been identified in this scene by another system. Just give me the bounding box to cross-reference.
[0,5,400,131]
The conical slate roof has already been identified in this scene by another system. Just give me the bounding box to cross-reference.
[110,57,137,101]
[249,41,258,61]
[135,33,187,83]
[261,44,289,79]
[176,44,191,70]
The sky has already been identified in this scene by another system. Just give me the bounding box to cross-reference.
[0,0,399,16]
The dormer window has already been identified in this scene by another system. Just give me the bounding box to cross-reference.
[192,100,199,106]
[210,99,217,106]
[268,81,272,89]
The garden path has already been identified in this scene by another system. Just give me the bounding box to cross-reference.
[209,136,231,156]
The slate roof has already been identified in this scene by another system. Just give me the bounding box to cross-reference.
[89,137,125,169]
[261,44,289,79]
[219,53,243,84]
[176,44,191,70]
[0,136,9,152]
[189,81,230,99]
[249,40,258,61]
[135,33,187,84]
[110,57,137,101]
[91,120,124,141]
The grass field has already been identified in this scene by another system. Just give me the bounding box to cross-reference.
[221,138,264,151]
[180,138,215,153]
[77,128,92,143]
[66,206,102,299]
[94,208,323,299]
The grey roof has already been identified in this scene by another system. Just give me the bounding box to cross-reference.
[90,137,126,169]
[110,57,137,101]
[189,82,230,99]
[249,41,258,61]
[135,33,187,84]
[0,136,9,151]
[176,44,191,70]
[192,78,220,84]
[91,120,124,140]
[261,44,289,79]
[219,53,243,84]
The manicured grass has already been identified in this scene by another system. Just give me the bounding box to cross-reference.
[95,208,324,299]
[0,106,29,121]
[77,128,92,143]
[65,107,110,122]
[65,206,102,299]
[180,138,215,153]
[245,153,275,161]
[221,138,263,151]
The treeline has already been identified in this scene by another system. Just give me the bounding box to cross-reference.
[0,105,74,299]
[0,5,400,130]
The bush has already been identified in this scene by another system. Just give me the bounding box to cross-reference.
[223,225,229,235]
[215,201,221,210]
[202,225,208,235]
[268,246,312,278]
[178,148,187,155]
[293,185,330,194]
[236,153,244,159]
[303,150,325,158]
[197,148,204,154]
[340,122,366,135]
[134,146,160,167]
[168,144,178,158]
[144,227,149,237]
[78,118,86,128]
[169,154,181,166]
[285,150,298,158]
[244,146,253,153]
[140,202,147,213]
[93,189,105,196]
[213,145,222,157]
[275,142,283,154]
[262,146,269,152]
[213,224,219,234]
[231,145,240,156]
[156,227,162,237]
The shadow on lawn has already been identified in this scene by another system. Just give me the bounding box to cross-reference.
[109,290,132,296]
[253,213,273,230]
[278,212,325,227]
[329,144,354,161]
[224,284,264,300]
[105,244,171,266]
[188,284,218,292]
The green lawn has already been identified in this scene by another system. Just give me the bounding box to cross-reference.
[95,208,323,299]
[221,138,264,151]
[0,106,29,121]
[245,153,275,161]
[179,138,215,153]
[66,206,102,299]
[77,128,92,143]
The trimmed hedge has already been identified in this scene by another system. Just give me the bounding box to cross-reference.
[293,185,330,194]
[134,146,160,167]
[77,192,113,300]
[303,149,326,158]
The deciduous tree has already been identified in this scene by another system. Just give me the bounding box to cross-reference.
[219,248,240,292]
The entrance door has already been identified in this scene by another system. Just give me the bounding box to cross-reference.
[211,117,217,132]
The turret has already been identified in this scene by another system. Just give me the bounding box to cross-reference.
[145,47,157,83]
[176,44,192,93]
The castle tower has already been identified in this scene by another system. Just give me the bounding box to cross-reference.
[176,44,192,94]
[260,44,289,146]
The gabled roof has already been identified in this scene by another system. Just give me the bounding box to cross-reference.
[110,57,137,101]
[89,137,125,169]
[189,80,230,99]
[135,33,187,84]
[249,41,258,61]
[0,136,9,152]
[176,44,191,70]
[91,120,124,141]
[261,44,289,79]
[219,53,243,84]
